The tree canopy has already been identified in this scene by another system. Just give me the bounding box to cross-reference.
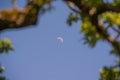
[0,0,120,80]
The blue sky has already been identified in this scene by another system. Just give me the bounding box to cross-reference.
[0,0,116,80]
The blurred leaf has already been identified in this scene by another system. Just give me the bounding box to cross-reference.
[36,0,52,6]
[67,13,79,26]
[3,38,12,47]
[100,66,120,80]
[0,66,5,73]
[0,77,6,80]
[0,38,13,54]
[110,49,118,55]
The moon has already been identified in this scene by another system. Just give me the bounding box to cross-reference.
[57,37,64,43]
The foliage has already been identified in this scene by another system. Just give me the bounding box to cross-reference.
[0,0,51,79]
[0,77,6,80]
[0,38,13,53]
[65,0,120,80]
[0,38,13,79]
[67,13,79,26]
[100,66,120,80]
[36,0,52,6]
[81,17,104,47]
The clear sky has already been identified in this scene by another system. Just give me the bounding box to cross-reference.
[0,0,116,80]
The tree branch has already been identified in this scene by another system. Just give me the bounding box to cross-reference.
[68,0,120,54]
[97,3,120,14]
[0,0,40,31]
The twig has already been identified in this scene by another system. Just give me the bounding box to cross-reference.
[66,1,81,14]
[111,26,120,34]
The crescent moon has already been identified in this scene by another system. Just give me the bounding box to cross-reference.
[57,37,64,43]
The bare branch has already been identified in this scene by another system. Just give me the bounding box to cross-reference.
[111,27,120,34]
[97,3,120,14]
[66,1,81,13]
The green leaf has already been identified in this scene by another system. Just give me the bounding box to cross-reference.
[89,0,103,6]
[0,66,5,73]
[67,13,79,26]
